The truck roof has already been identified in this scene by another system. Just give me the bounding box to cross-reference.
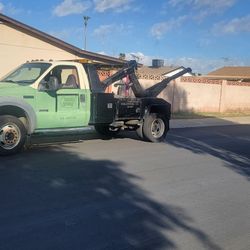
[25,60,84,66]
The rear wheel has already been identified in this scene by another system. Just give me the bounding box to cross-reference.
[95,124,120,137]
[0,115,27,156]
[142,113,169,142]
[136,124,143,139]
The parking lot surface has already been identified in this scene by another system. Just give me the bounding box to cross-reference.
[0,125,249,250]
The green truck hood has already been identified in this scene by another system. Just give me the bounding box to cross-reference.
[0,82,35,97]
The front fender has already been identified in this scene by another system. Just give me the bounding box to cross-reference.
[0,97,37,134]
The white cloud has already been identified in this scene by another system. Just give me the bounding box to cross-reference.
[168,0,236,19]
[212,15,250,35]
[94,0,134,12]
[5,4,23,15]
[93,23,133,38]
[49,27,83,41]
[198,37,212,47]
[126,52,153,65]
[169,0,235,10]
[53,0,91,17]
[124,52,245,74]
[167,57,213,73]
[150,16,187,39]
[0,2,25,15]
[93,23,133,51]
[165,57,244,74]
[93,24,114,38]
[0,2,4,12]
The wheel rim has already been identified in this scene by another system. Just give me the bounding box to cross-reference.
[151,118,165,138]
[0,123,21,150]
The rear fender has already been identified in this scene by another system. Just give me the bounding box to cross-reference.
[147,104,171,120]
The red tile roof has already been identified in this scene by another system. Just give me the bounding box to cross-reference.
[207,66,250,80]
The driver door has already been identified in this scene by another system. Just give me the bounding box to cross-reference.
[36,65,89,129]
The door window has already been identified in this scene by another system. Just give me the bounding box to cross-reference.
[41,65,80,90]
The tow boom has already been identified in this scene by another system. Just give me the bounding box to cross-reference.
[102,60,192,97]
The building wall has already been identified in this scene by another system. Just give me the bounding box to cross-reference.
[138,77,250,113]
[0,24,80,77]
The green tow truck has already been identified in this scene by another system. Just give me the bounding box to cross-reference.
[0,60,191,155]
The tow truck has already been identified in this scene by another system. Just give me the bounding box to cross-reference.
[0,60,191,155]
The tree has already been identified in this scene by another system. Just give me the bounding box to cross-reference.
[119,53,126,60]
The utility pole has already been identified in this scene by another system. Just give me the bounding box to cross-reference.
[83,16,90,50]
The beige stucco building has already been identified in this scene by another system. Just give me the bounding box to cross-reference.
[0,13,125,78]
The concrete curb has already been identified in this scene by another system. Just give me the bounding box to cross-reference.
[170,116,250,129]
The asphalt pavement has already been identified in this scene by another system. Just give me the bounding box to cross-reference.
[0,123,249,250]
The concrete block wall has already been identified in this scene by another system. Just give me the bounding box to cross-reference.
[138,77,250,113]
[222,81,250,112]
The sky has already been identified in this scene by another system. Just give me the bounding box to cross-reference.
[0,0,250,74]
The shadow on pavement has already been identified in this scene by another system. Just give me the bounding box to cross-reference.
[167,124,250,180]
[0,147,221,250]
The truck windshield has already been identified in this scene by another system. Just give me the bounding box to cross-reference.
[0,63,51,84]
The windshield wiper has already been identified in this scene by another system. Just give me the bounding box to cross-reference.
[0,79,17,83]
[16,80,34,84]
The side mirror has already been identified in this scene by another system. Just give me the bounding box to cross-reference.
[38,79,47,91]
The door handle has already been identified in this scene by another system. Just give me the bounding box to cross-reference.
[80,94,85,103]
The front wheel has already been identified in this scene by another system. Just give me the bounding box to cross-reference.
[0,115,27,156]
[142,113,169,142]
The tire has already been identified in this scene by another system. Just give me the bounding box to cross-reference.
[0,115,27,156]
[142,113,169,142]
[136,124,143,139]
[95,124,120,137]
